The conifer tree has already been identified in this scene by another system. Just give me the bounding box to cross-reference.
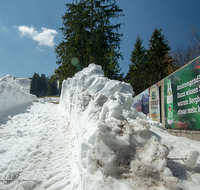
[30,73,40,96]
[146,28,172,86]
[40,74,48,96]
[125,35,147,95]
[34,74,41,97]
[30,73,37,95]
[54,0,124,82]
[30,73,49,97]
[47,76,58,96]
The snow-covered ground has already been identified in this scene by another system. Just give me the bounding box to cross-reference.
[0,64,200,190]
[0,101,74,190]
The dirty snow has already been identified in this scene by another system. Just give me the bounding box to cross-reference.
[0,64,200,190]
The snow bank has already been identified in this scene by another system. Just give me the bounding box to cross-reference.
[60,64,179,189]
[15,77,31,92]
[0,75,37,116]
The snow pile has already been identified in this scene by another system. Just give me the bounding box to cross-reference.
[60,64,179,189]
[184,150,199,168]
[0,65,199,190]
[0,75,37,116]
[39,97,53,104]
[14,77,31,92]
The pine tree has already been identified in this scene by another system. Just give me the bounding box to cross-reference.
[34,74,42,97]
[47,76,58,96]
[30,73,49,97]
[125,35,147,95]
[40,74,48,96]
[146,28,172,86]
[30,73,38,95]
[30,73,40,96]
[54,0,124,82]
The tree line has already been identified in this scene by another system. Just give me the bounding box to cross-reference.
[126,27,200,95]
[30,73,59,97]
[125,29,176,95]
[53,0,200,96]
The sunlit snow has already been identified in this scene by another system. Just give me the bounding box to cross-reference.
[0,65,200,190]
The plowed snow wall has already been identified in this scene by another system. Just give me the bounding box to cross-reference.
[0,75,37,115]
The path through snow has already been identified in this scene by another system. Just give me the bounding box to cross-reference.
[0,101,74,190]
[1,67,200,190]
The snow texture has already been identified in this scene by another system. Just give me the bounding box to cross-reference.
[0,101,71,190]
[0,64,200,190]
[14,78,31,92]
[184,150,199,168]
[0,75,37,116]
[59,63,186,189]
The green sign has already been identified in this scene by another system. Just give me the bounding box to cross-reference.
[164,56,200,130]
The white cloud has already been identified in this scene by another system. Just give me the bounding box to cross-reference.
[0,26,7,31]
[18,25,58,47]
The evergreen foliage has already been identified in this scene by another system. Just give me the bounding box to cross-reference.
[40,74,48,96]
[47,76,58,96]
[30,73,59,97]
[125,35,148,95]
[146,28,174,86]
[54,0,124,82]
[30,73,38,95]
[30,73,44,97]
[126,29,176,96]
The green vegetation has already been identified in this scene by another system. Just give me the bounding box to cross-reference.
[51,1,200,96]
[125,28,177,95]
[54,0,124,83]
[47,76,58,96]
[125,35,148,95]
[30,73,60,97]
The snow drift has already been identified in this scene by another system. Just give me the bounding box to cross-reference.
[0,75,37,116]
[60,64,179,189]
[15,77,31,92]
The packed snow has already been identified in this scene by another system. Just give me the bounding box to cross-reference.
[0,64,200,190]
[14,78,31,92]
[0,75,37,117]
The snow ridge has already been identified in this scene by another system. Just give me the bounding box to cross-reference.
[60,64,178,190]
[0,75,37,116]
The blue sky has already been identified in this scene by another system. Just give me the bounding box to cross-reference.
[0,0,200,78]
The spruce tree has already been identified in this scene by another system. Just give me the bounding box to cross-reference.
[54,0,124,82]
[47,76,58,96]
[125,35,147,95]
[34,74,42,97]
[30,73,49,97]
[146,28,172,86]
[30,73,40,96]
[40,74,48,96]
[30,73,37,95]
